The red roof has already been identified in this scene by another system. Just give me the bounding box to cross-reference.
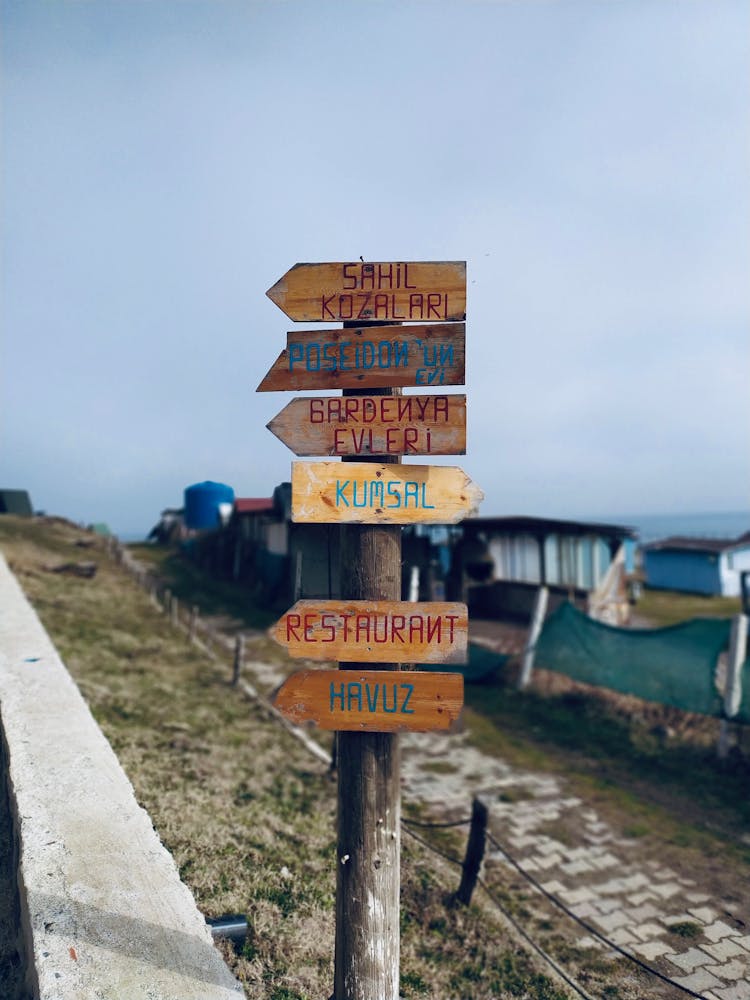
[234,498,274,515]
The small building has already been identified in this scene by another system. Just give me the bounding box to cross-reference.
[446,515,637,625]
[226,487,342,604]
[642,533,750,597]
[0,489,33,516]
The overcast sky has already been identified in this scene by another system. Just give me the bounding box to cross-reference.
[2,0,748,537]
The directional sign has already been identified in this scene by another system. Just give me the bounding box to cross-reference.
[256,322,465,392]
[274,669,464,733]
[292,461,483,525]
[272,600,468,664]
[266,261,466,323]
[267,394,466,457]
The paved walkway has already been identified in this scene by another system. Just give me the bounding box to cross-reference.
[401,729,750,1000]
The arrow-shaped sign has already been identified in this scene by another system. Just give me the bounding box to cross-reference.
[267,393,466,457]
[272,600,468,664]
[256,322,465,392]
[266,261,466,323]
[291,461,483,525]
[274,669,464,733]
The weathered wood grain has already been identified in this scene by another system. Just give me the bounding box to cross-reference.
[274,669,464,733]
[267,393,467,457]
[256,322,465,392]
[266,261,466,323]
[272,600,468,664]
[291,461,484,525]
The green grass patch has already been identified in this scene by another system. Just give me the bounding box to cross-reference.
[668,921,702,939]
[2,515,619,999]
[636,588,741,626]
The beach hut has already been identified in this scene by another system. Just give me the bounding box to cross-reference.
[642,534,750,596]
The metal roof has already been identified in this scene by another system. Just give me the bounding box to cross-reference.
[234,498,275,515]
[462,515,636,540]
[643,534,750,554]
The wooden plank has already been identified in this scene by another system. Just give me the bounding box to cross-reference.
[291,461,483,525]
[273,669,464,733]
[256,322,465,392]
[272,600,468,664]
[267,393,466,457]
[266,261,466,323]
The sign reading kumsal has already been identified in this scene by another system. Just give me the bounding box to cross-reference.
[291,461,484,525]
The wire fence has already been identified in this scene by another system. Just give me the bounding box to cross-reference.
[110,539,722,1000]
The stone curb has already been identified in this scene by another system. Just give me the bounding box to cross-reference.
[0,554,243,999]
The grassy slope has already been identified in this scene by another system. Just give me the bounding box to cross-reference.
[1,517,580,1000]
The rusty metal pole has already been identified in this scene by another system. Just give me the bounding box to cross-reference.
[334,324,402,1000]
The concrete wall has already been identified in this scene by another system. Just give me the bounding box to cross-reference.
[0,554,243,1000]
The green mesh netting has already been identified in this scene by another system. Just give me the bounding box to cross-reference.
[535,602,732,717]
[736,662,750,724]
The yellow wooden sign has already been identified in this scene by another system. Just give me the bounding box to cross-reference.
[291,461,483,525]
[266,261,466,323]
[272,600,468,664]
[256,322,465,392]
[267,394,467,457]
[274,669,464,733]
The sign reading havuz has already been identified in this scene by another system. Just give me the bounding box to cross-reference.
[274,669,464,733]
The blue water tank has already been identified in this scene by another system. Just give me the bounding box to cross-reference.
[184,481,235,530]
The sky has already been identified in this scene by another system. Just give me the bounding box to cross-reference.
[2,0,748,538]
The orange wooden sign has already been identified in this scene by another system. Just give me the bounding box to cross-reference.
[272,600,469,664]
[291,461,484,525]
[266,261,466,323]
[267,394,466,457]
[256,322,465,392]
[273,669,464,733]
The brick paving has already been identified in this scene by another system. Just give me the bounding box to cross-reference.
[241,645,750,999]
[400,728,750,999]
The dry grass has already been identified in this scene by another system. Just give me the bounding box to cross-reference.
[1,517,583,1000]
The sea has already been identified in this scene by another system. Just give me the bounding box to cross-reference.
[593,511,750,546]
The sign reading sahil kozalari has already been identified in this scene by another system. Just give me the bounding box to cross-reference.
[266,261,466,323]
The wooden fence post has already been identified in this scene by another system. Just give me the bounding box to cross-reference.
[718,614,748,759]
[454,797,488,906]
[232,635,245,687]
[518,586,548,690]
[189,605,199,644]
[334,359,401,1000]
[163,588,171,615]
[169,594,179,627]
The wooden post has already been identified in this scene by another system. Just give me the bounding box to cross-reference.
[170,593,179,627]
[334,339,401,1000]
[454,797,488,906]
[163,588,171,615]
[408,565,420,602]
[232,634,245,687]
[718,614,748,759]
[189,604,199,643]
[517,585,549,690]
